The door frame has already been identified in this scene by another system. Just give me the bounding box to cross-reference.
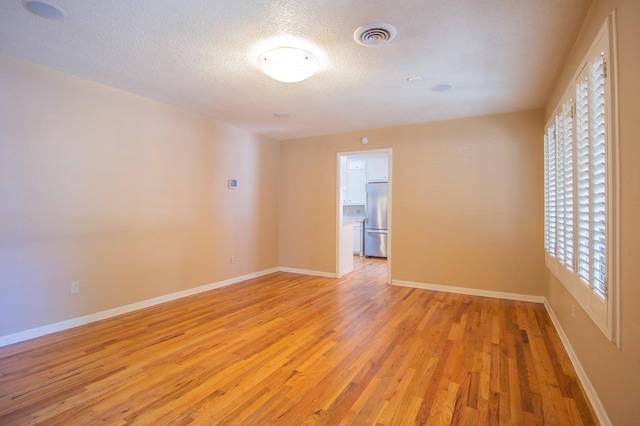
[336,148,392,284]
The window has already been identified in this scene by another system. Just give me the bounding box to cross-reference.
[543,16,619,344]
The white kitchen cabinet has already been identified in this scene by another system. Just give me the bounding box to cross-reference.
[353,221,363,254]
[367,156,388,182]
[347,158,366,171]
[345,171,366,204]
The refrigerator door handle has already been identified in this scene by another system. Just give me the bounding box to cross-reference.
[366,229,388,234]
[364,191,368,224]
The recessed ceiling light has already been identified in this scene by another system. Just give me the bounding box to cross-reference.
[22,0,66,20]
[258,47,319,83]
[431,83,455,92]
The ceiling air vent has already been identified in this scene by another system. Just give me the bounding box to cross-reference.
[353,23,397,46]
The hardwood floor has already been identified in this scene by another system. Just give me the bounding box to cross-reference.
[0,257,597,425]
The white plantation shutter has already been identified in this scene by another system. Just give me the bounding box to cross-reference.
[547,125,557,257]
[555,115,566,265]
[576,78,591,286]
[589,55,607,298]
[543,16,617,343]
[544,101,574,270]
[561,101,574,272]
[575,54,608,298]
[544,134,550,253]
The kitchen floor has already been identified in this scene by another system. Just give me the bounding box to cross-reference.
[351,254,387,278]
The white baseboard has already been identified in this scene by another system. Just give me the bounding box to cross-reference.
[0,267,279,348]
[278,267,336,278]
[543,300,611,426]
[391,279,546,303]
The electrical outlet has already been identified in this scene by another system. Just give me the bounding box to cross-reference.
[230,256,235,264]
[70,281,80,294]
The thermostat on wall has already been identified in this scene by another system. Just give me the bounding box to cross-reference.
[228,179,238,189]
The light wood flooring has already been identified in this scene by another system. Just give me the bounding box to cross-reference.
[0,257,596,425]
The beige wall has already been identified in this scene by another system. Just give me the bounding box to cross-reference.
[0,55,280,337]
[544,0,640,424]
[280,110,545,295]
[3,2,635,419]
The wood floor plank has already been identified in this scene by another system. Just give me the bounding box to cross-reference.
[0,257,597,425]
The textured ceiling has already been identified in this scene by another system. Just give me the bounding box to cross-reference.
[0,0,592,140]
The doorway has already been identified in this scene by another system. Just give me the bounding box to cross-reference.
[336,148,392,284]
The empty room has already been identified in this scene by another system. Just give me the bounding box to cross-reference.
[0,0,638,424]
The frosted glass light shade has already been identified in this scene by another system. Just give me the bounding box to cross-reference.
[258,47,319,83]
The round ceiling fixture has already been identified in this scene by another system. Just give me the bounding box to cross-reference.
[258,47,319,83]
[22,0,66,20]
[361,137,369,145]
[431,83,455,92]
[354,23,397,46]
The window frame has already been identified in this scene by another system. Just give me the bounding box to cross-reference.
[543,15,620,346]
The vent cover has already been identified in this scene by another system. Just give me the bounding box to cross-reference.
[354,23,397,46]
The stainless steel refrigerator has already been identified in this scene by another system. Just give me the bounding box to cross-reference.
[364,182,388,258]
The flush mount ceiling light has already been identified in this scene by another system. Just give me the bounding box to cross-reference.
[22,0,66,20]
[258,47,319,83]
